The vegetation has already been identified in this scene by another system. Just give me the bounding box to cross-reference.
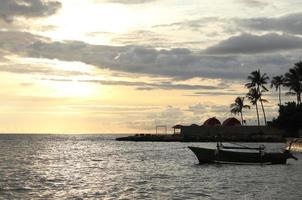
[228,61,302,136]
[284,61,302,105]
[245,88,261,126]
[272,102,302,137]
[270,75,285,105]
[230,97,250,125]
[245,70,269,125]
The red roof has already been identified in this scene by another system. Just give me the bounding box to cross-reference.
[223,117,241,126]
[203,117,221,126]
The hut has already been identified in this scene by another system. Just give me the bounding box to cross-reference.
[203,117,221,126]
[223,117,241,126]
[190,124,199,127]
[172,124,183,134]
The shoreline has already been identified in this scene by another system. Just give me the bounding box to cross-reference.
[115,134,287,143]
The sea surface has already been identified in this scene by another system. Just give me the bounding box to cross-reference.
[0,134,301,200]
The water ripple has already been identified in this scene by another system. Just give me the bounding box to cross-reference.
[0,135,301,200]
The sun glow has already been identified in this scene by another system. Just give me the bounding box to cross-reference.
[43,1,137,43]
[46,80,98,97]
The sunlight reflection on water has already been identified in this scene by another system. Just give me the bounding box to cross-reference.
[0,135,301,200]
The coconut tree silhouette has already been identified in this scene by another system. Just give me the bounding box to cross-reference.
[230,97,250,125]
[271,75,285,106]
[246,88,261,126]
[284,61,302,105]
[245,70,269,125]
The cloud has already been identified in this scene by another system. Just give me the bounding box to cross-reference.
[25,40,257,79]
[187,103,228,115]
[153,17,222,31]
[186,103,207,115]
[153,12,302,39]
[95,0,156,4]
[236,0,269,8]
[0,63,89,76]
[235,12,302,35]
[0,31,49,53]
[0,0,61,22]
[67,105,161,113]
[204,33,302,54]
[147,105,187,126]
[187,91,245,96]
[1,30,301,80]
[109,30,174,47]
[153,17,228,36]
[44,78,223,91]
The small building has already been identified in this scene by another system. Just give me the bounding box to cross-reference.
[203,117,221,126]
[223,117,241,126]
[172,124,183,134]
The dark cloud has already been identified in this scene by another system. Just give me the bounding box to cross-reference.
[1,31,301,80]
[0,0,61,22]
[188,90,277,98]
[153,12,302,38]
[0,31,48,53]
[25,40,257,79]
[44,78,223,91]
[205,33,302,54]
[235,12,302,35]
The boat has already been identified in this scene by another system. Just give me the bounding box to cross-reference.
[188,142,298,165]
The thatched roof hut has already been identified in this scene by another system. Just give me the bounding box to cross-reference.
[223,117,241,126]
[203,117,221,126]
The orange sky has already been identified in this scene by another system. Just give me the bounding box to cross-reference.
[0,0,300,133]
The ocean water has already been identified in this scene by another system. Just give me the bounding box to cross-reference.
[0,135,301,200]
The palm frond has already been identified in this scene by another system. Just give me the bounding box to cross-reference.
[243,105,251,109]
[285,91,296,96]
[260,98,268,103]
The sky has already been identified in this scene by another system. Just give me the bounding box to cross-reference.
[0,0,301,133]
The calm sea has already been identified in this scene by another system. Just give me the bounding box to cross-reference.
[0,134,301,200]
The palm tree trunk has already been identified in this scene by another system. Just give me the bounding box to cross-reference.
[260,99,267,125]
[257,85,267,125]
[255,102,260,126]
[278,87,281,105]
[240,111,244,125]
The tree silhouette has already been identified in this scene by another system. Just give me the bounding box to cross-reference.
[246,70,269,125]
[273,102,302,137]
[271,75,285,106]
[246,88,261,126]
[284,61,302,105]
[230,97,250,125]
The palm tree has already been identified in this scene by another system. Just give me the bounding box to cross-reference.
[284,61,302,105]
[230,97,250,125]
[245,70,269,125]
[246,88,261,126]
[271,75,285,105]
